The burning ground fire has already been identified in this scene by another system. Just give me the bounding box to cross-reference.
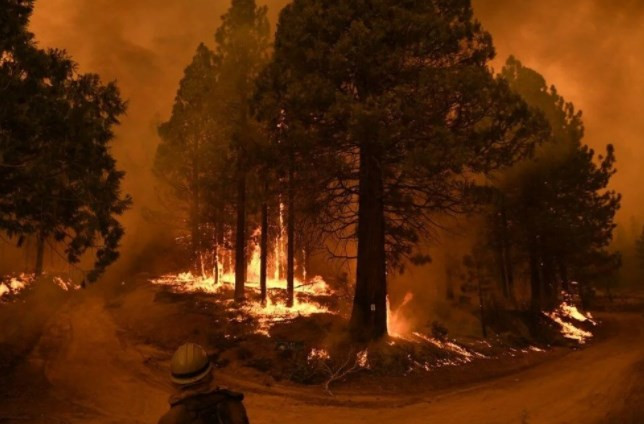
[152,270,332,336]
[151,223,333,336]
[0,273,34,299]
[544,299,596,344]
[0,273,78,301]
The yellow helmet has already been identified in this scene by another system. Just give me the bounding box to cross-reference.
[170,343,212,385]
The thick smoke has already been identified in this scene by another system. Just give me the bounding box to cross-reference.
[25,0,289,277]
[17,1,642,290]
[474,0,644,227]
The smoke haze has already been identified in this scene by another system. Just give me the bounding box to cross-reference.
[21,1,643,281]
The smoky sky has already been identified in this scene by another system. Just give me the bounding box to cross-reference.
[27,0,644,272]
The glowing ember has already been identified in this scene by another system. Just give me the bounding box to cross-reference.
[308,348,330,362]
[356,349,369,368]
[411,331,484,360]
[240,297,329,336]
[53,276,79,291]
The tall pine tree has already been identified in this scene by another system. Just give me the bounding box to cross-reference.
[215,0,270,302]
[155,43,222,269]
[1,0,131,281]
[493,57,621,311]
[258,0,548,340]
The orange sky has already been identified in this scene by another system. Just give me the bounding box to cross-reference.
[27,0,644,263]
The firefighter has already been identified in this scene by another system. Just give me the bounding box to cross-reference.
[158,343,249,424]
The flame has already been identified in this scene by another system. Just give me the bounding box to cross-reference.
[356,349,369,368]
[386,292,414,338]
[307,348,330,362]
[545,300,595,344]
[53,276,79,291]
[0,273,34,299]
[151,211,333,336]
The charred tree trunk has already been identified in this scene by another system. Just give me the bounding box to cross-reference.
[476,260,488,338]
[559,260,569,293]
[445,256,456,301]
[234,164,246,303]
[286,151,295,308]
[260,186,269,305]
[215,219,225,285]
[529,235,542,313]
[191,154,201,274]
[34,233,45,277]
[497,204,515,304]
[542,253,558,309]
[350,139,387,341]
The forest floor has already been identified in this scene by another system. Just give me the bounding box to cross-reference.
[0,277,642,423]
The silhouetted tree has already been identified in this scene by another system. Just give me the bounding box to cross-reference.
[214,0,270,302]
[258,0,548,340]
[1,0,131,281]
[492,57,621,311]
[155,43,222,269]
[635,227,644,274]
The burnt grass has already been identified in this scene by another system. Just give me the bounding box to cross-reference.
[106,277,596,394]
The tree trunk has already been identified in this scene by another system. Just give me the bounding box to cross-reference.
[559,260,569,293]
[286,154,295,308]
[260,193,268,305]
[234,166,246,303]
[476,261,487,338]
[529,235,542,313]
[215,219,225,284]
[191,155,201,274]
[445,256,456,301]
[34,233,45,277]
[542,253,557,309]
[350,140,387,341]
[498,204,515,303]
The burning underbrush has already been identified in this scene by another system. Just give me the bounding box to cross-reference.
[146,274,512,391]
[0,273,35,300]
[543,298,596,344]
[151,271,335,337]
[145,268,596,392]
[0,273,78,303]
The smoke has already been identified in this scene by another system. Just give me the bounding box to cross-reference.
[26,0,289,278]
[473,0,644,229]
[16,1,641,286]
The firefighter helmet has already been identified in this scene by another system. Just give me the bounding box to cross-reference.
[170,343,212,385]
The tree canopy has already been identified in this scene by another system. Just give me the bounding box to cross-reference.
[487,57,621,310]
[0,0,131,281]
[257,0,549,339]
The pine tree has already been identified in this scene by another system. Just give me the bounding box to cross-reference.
[635,227,644,276]
[1,0,131,281]
[494,57,621,311]
[214,0,270,302]
[257,0,548,340]
[155,43,222,269]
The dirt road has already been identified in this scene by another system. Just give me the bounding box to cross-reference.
[4,288,643,423]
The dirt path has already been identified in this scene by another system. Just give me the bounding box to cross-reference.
[28,292,169,423]
[243,312,644,424]
[9,289,644,423]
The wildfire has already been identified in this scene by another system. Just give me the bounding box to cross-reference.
[151,218,334,336]
[356,349,369,368]
[0,273,34,299]
[53,276,79,291]
[545,300,595,344]
[241,297,330,336]
[308,348,331,362]
[387,292,414,338]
